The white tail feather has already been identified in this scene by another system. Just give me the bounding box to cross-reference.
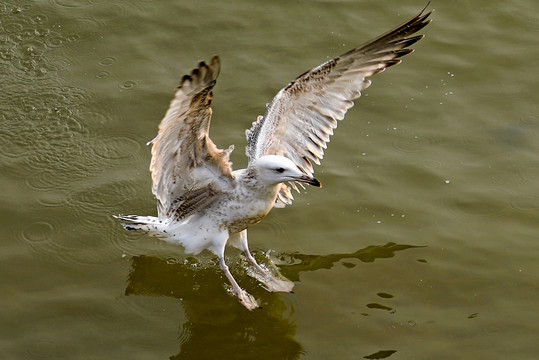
[113,214,168,237]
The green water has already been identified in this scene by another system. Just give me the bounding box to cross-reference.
[1,0,538,359]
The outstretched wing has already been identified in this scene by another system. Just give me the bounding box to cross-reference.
[245,8,432,206]
[150,56,235,219]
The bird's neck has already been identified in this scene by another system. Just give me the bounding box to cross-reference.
[236,167,280,202]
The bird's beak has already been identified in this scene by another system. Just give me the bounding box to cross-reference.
[295,175,322,188]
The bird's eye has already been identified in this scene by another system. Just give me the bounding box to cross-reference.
[275,167,285,173]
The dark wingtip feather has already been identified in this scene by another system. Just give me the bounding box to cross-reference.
[343,5,432,57]
[393,48,414,58]
[383,59,402,69]
[177,56,221,89]
[396,35,425,48]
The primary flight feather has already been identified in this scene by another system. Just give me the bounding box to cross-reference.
[115,7,432,309]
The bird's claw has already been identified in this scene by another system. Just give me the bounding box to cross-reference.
[236,289,260,310]
[260,276,294,293]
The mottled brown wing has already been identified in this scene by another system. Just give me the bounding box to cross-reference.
[149,56,235,218]
[245,8,432,206]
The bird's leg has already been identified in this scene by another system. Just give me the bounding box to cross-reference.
[218,257,259,310]
[213,233,259,310]
[234,230,294,293]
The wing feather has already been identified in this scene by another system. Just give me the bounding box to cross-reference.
[150,56,234,218]
[245,8,432,206]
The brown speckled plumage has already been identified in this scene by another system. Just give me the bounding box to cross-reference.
[115,7,432,309]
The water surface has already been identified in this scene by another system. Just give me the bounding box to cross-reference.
[1,0,538,359]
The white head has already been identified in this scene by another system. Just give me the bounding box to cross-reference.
[251,155,321,187]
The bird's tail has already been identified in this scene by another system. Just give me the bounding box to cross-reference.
[113,214,167,237]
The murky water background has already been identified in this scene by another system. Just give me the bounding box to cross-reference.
[1,0,538,359]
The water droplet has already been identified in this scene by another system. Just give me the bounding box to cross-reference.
[33,14,48,24]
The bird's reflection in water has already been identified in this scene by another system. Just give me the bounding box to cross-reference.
[125,242,422,359]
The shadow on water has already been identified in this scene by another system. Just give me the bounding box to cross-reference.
[125,242,422,359]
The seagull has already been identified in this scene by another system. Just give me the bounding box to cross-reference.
[115,7,432,309]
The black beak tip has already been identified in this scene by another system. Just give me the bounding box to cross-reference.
[296,175,322,188]
[310,177,322,188]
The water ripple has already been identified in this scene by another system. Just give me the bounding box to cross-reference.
[251,216,287,237]
[77,109,113,127]
[49,0,133,17]
[2,21,24,33]
[509,195,539,212]
[49,0,92,8]
[30,14,49,25]
[0,129,27,160]
[95,70,110,79]
[113,296,178,347]
[98,56,116,66]
[119,80,138,90]
[22,221,55,243]
[93,136,141,161]
[20,217,64,253]
[53,243,120,267]
[25,340,64,360]
[22,212,124,267]
[68,179,138,215]
[26,168,72,191]
[35,190,70,208]
[67,17,107,42]
[391,135,436,153]
[45,34,66,48]
[421,159,442,170]
[447,187,511,217]
[0,8,72,81]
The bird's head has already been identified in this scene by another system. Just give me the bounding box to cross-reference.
[252,155,321,188]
